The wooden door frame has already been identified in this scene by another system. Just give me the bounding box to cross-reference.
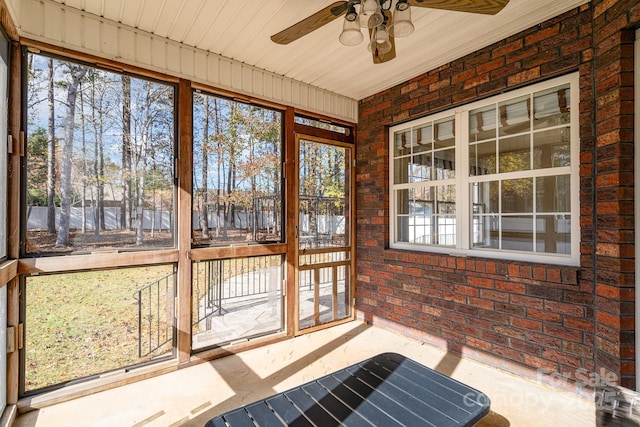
[292,133,356,336]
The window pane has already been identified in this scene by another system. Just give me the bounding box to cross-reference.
[393,117,454,185]
[470,105,496,142]
[396,215,410,243]
[499,95,531,136]
[192,93,282,246]
[470,179,499,247]
[410,153,432,182]
[396,189,409,215]
[394,156,410,184]
[536,175,570,212]
[471,181,499,213]
[26,54,176,254]
[398,187,430,244]
[298,141,349,249]
[472,213,498,249]
[470,141,496,176]
[294,116,350,135]
[499,134,530,173]
[435,185,456,246]
[396,185,456,246]
[434,117,455,148]
[534,127,570,169]
[536,215,571,254]
[435,148,455,179]
[394,129,411,157]
[25,265,175,392]
[396,188,409,243]
[501,215,534,251]
[534,85,570,130]
[437,185,456,212]
[409,186,434,245]
[413,125,433,153]
[192,255,283,350]
[501,178,533,213]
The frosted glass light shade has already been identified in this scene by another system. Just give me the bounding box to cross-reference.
[339,17,364,46]
[360,0,383,28]
[368,24,392,55]
[391,6,414,37]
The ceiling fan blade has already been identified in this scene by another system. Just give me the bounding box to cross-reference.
[371,10,396,64]
[373,35,396,64]
[330,2,351,16]
[271,1,347,45]
[409,0,509,15]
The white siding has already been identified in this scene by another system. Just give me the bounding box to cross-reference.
[15,0,358,122]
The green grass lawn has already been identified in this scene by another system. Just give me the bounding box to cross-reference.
[25,264,174,392]
[26,255,283,392]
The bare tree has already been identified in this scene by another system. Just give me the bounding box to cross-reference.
[87,70,109,235]
[199,96,210,240]
[214,98,223,238]
[79,79,87,234]
[130,80,173,246]
[46,58,56,234]
[121,75,132,230]
[55,64,88,247]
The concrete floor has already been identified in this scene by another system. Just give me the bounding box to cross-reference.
[16,321,600,427]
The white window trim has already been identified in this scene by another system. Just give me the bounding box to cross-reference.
[389,73,580,266]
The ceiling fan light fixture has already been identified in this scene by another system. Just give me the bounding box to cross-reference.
[395,0,410,11]
[271,0,510,63]
[339,14,364,46]
[368,24,392,55]
[345,3,359,22]
[390,2,414,37]
[360,0,384,28]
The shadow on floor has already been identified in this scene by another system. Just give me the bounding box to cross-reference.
[189,332,510,427]
[433,348,509,427]
[475,410,511,426]
[186,322,371,425]
[434,349,462,377]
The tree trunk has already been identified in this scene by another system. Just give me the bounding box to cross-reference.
[121,76,132,230]
[136,137,148,246]
[55,65,87,247]
[224,155,235,239]
[250,135,257,240]
[46,59,56,234]
[80,80,86,234]
[214,98,222,238]
[98,114,105,230]
[199,97,210,239]
[91,75,100,238]
[151,190,156,238]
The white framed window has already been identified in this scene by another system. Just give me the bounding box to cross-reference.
[390,73,580,265]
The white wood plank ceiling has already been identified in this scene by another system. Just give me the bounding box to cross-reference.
[20,0,588,101]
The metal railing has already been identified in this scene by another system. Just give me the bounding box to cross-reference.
[134,273,174,358]
[193,256,282,325]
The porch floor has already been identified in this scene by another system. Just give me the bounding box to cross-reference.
[16,321,598,426]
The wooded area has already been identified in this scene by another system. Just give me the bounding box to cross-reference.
[26,53,175,253]
[192,92,283,246]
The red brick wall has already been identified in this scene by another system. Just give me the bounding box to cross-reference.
[356,2,637,391]
[591,0,638,390]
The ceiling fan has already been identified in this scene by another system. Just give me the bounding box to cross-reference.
[271,0,510,64]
